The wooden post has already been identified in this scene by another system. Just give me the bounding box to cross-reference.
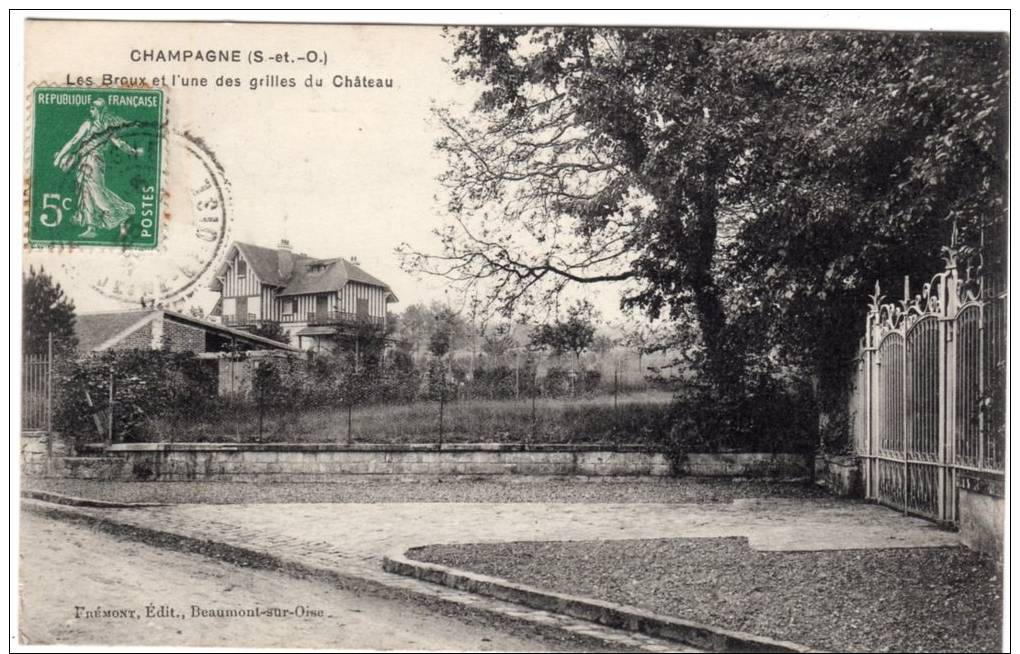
[107,369,115,445]
[257,363,264,443]
[514,350,520,400]
[438,360,445,451]
[614,365,619,411]
[46,333,53,444]
[613,363,620,444]
[347,399,353,445]
[531,364,537,446]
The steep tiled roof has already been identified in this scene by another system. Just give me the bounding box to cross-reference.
[160,310,299,351]
[221,241,396,299]
[341,258,391,290]
[277,258,348,297]
[235,242,306,287]
[74,308,300,352]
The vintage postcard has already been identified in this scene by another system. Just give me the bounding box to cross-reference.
[15,14,1008,653]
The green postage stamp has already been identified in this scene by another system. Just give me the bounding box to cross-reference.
[28,87,164,248]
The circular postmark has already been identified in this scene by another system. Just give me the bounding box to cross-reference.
[59,130,233,308]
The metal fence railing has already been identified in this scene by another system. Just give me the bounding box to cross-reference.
[21,351,51,432]
[60,347,677,450]
[851,242,1007,524]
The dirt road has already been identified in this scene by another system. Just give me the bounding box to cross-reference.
[16,513,587,651]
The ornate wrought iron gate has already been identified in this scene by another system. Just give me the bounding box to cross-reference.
[852,240,1006,522]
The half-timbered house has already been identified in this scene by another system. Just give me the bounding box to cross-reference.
[210,239,398,352]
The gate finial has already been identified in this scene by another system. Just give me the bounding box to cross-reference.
[868,280,884,314]
[942,218,961,270]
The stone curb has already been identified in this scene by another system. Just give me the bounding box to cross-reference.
[383,549,826,654]
[21,489,167,508]
[19,499,683,652]
[99,441,667,453]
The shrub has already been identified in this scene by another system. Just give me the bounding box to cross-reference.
[425,358,450,401]
[542,366,601,397]
[580,369,602,394]
[54,349,217,446]
[470,365,517,399]
[542,367,572,396]
[662,374,818,474]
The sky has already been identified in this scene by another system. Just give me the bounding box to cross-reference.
[21,20,632,326]
[21,14,1004,328]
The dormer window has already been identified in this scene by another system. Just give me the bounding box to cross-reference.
[237,259,247,278]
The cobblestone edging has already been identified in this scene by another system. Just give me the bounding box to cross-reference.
[383,550,822,654]
[21,489,167,509]
[20,498,698,652]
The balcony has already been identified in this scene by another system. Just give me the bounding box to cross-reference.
[304,310,385,328]
[223,313,258,327]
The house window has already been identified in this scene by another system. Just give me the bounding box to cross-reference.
[237,259,247,278]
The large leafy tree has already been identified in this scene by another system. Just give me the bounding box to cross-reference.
[724,31,1007,395]
[405,27,1006,425]
[23,266,78,355]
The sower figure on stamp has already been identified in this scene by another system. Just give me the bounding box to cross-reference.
[53,98,143,238]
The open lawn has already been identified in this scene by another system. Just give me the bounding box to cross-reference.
[150,390,676,445]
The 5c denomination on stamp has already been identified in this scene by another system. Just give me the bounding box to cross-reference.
[29,87,164,248]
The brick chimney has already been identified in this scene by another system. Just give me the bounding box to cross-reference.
[278,238,294,279]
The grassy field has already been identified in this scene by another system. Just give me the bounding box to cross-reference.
[149,390,675,445]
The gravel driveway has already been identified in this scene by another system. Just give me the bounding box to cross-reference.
[23,477,827,504]
[411,538,1003,653]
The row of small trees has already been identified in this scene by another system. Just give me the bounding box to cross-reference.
[249,348,608,406]
[402,298,658,371]
[53,347,614,444]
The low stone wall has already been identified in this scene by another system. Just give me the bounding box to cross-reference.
[814,454,863,497]
[956,472,1005,564]
[22,440,813,482]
